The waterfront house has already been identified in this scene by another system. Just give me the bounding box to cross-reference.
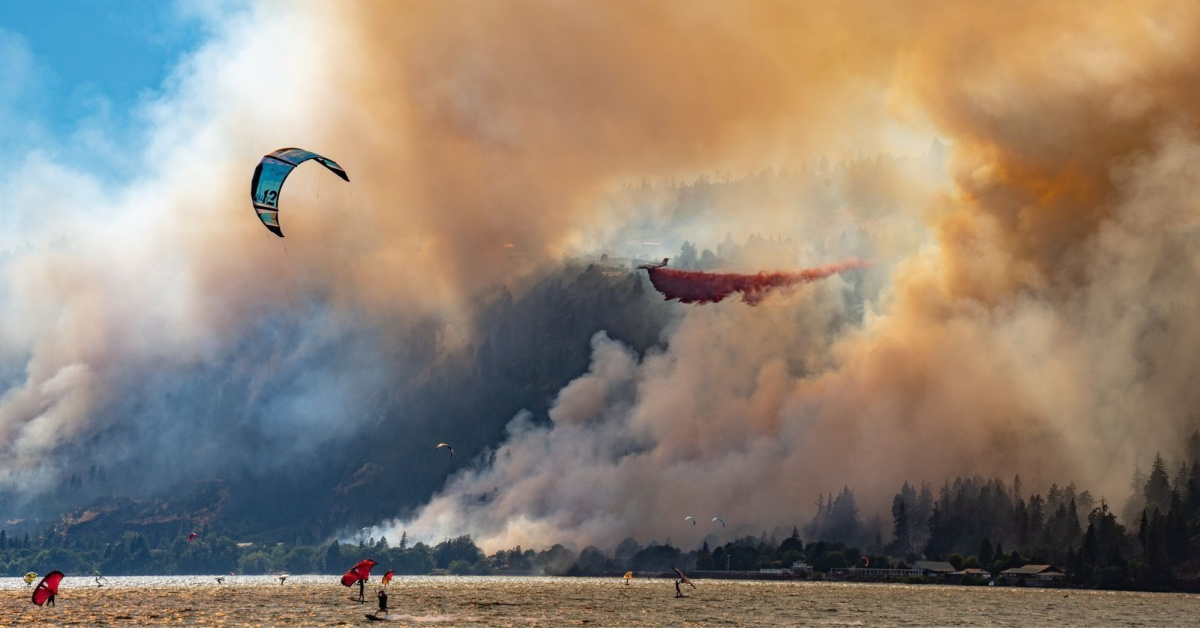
[999,564,1065,585]
[952,568,992,578]
[912,561,956,576]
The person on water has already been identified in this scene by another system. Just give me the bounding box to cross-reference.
[675,579,683,598]
[358,578,366,603]
[375,588,389,617]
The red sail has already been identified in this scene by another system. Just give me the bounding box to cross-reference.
[341,558,377,587]
[32,571,64,606]
[382,569,394,585]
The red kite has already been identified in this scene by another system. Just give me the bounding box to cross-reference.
[32,571,63,607]
[341,559,377,587]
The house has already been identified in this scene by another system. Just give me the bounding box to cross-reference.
[951,568,992,580]
[999,564,1065,585]
[912,561,957,576]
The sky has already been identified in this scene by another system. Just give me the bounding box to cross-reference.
[0,0,214,176]
[3,0,1200,553]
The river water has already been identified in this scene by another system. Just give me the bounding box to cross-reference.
[2,575,1197,626]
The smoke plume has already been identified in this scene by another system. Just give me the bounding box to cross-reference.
[2,0,1199,554]
[372,0,1200,552]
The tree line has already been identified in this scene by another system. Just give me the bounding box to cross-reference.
[8,434,1200,592]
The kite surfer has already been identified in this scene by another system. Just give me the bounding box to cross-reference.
[673,567,695,598]
[358,578,366,603]
[375,588,389,617]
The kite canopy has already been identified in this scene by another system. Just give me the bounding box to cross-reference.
[673,567,696,589]
[623,571,633,580]
[341,559,377,587]
[31,571,63,606]
[188,532,198,543]
[24,572,37,585]
[250,147,349,237]
[436,443,454,457]
[712,517,725,527]
[382,569,394,586]
[684,516,696,526]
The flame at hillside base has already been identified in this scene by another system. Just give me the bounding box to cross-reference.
[646,260,873,305]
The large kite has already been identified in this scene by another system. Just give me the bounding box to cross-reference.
[250,147,349,237]
[644,259,871,305]
[31,571,63,606]
[341,559,378,587]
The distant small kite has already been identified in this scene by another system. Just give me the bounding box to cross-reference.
[188,532,198,543]
[712,517,725,527]
[436,443,454,457]
[684,516,696,526]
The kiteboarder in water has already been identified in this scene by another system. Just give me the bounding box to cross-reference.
[375,588,389,617]
[341,558,377,602]
[673,567,695,598]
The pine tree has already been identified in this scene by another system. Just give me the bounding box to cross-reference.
[399,531,408,550]
[979,537,993,568]
[891,496,910,553]
[1188,430,1200,467]
[1145,453,1172,514]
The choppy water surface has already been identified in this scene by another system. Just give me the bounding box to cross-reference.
[2,575,1198,626]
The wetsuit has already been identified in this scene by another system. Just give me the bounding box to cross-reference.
[376,590,389,616]
[675,580,682,598]
[358,579,366,602]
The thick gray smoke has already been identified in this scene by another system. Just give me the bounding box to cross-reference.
[3,1,1200,554]
[375,0,1200,552]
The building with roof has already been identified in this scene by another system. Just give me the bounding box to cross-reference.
[912,561,957,576]
[999,564,1066,585]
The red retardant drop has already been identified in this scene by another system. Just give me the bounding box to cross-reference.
[646,259,872,305]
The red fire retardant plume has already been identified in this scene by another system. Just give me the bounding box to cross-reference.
[646,259,872,305]
[341,559,378,587]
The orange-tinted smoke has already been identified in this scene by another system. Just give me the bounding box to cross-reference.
[646,260,872,305]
